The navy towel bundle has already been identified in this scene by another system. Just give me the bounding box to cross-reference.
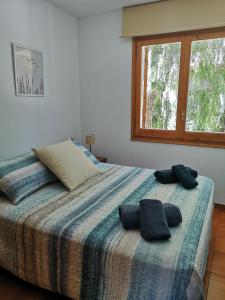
[140,199,171,241]
[154,167,198,184]
[119,205,140,229]
[163,203,182,227]
[119,203,182,230]
[172,164,198,189]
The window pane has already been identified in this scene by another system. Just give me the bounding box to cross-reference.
[140,42,181,130]
[186,38,225,133]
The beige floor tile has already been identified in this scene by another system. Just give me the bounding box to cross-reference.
[211,252,225,277]
[216,225,225,238]
[214,237,225,254]
[207,273,225,300]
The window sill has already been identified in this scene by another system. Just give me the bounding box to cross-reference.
[131,134,225,149]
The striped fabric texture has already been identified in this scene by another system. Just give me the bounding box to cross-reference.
[0,152,57,204]
[0,141,101,205]
[0,163,214,300]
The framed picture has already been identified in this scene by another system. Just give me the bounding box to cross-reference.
[12,43,44,97]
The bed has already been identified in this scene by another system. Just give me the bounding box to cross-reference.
[0,162,214,300]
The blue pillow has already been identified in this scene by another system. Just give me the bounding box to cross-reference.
[71,140,101,166]
[0,152,57,204]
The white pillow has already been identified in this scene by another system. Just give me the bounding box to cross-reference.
[33,140,101,191]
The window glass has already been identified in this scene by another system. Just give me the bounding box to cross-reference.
[186,38,225,133]
[141,42,181,130]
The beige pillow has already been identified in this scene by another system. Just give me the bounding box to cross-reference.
[32,140,101,191]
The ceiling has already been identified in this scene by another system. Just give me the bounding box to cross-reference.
[45,0,164,17]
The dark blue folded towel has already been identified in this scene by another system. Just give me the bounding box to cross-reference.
[163,203,182,227]
[119,203,182,229]
[119,205,140,229]
[172,164,198,189]
[154,167,198,184]
[140,199,171,241]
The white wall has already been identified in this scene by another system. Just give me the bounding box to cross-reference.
[78,10,225,205]
[0,0,81,160]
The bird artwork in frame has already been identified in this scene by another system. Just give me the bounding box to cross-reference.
[12,43,44,97]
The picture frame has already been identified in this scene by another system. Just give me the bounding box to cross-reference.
[12,43,44,97]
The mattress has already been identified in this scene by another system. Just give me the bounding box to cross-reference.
[0,163,214,300]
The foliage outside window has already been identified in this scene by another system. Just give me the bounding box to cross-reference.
[132,28,225,148]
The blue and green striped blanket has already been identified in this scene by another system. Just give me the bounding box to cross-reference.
[0,163,214,300]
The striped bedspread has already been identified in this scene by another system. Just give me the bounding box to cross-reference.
[0,163,214,300]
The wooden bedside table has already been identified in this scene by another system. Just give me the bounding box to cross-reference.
[96,156,107,163]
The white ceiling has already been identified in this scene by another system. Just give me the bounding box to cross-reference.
[45,0,164,17]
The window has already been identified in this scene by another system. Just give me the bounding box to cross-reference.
[132,28,225,148]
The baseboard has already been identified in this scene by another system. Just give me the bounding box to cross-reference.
[214,203,225,209]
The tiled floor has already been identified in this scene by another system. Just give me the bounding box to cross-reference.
[0,207,224,300]
[206,206,225,299]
